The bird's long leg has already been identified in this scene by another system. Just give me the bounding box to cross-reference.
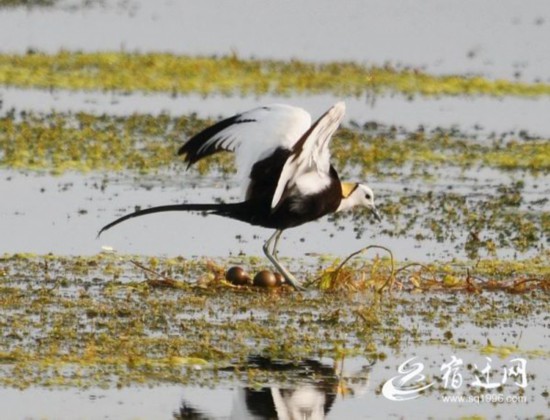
[271,229,282,259]
[263,230,306,291]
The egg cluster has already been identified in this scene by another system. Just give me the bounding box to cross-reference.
[225,266,284,288]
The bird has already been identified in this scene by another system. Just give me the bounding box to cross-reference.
[98,102,380,290]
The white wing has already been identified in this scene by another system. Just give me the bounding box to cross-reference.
[271,102,346,209]
[178,104,312,193]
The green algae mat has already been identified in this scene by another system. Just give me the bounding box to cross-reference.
[1,111,548,174]
[0,252,548,388]
[2,52,550,97]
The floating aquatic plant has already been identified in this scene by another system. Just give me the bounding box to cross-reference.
[1,51,550,97]
[0,252,547,388]
[0,112,548,175]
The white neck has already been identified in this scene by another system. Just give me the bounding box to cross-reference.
[337,194,360,212]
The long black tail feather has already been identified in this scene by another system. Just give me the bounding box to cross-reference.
[97,202,247,238]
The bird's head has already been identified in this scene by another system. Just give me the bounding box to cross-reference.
[337,182,381,221]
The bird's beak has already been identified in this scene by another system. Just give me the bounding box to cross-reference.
[371,206,382,222]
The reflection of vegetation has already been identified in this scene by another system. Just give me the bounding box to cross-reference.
[1,112,548,175]
[0,252,547,388]
[0,0,55,7]
[2,51,550,97]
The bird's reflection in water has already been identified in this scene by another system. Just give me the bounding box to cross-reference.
[175,356,371,420]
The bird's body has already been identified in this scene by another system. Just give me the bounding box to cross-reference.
[99,102,380,290]
[198,150,343,230]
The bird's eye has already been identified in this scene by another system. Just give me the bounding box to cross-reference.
[365,193,371,200]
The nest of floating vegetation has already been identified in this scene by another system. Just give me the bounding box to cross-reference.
[129,246,549,295]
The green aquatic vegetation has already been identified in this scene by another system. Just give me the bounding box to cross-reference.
[0,252,547,388]
[333,183,548,258]
[0,111,231,174]
[482,139,550,172]
[332,128,550,176]
[313,246,549,294]
[0,111,548,175]
[1,51,550,97]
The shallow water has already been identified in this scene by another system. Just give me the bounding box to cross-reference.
[0,168,438,260]
[1,348,547,419]
[3,88,550,137]
[1,0,549,81]
[1,165,546,262]
[0,1,548,419]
